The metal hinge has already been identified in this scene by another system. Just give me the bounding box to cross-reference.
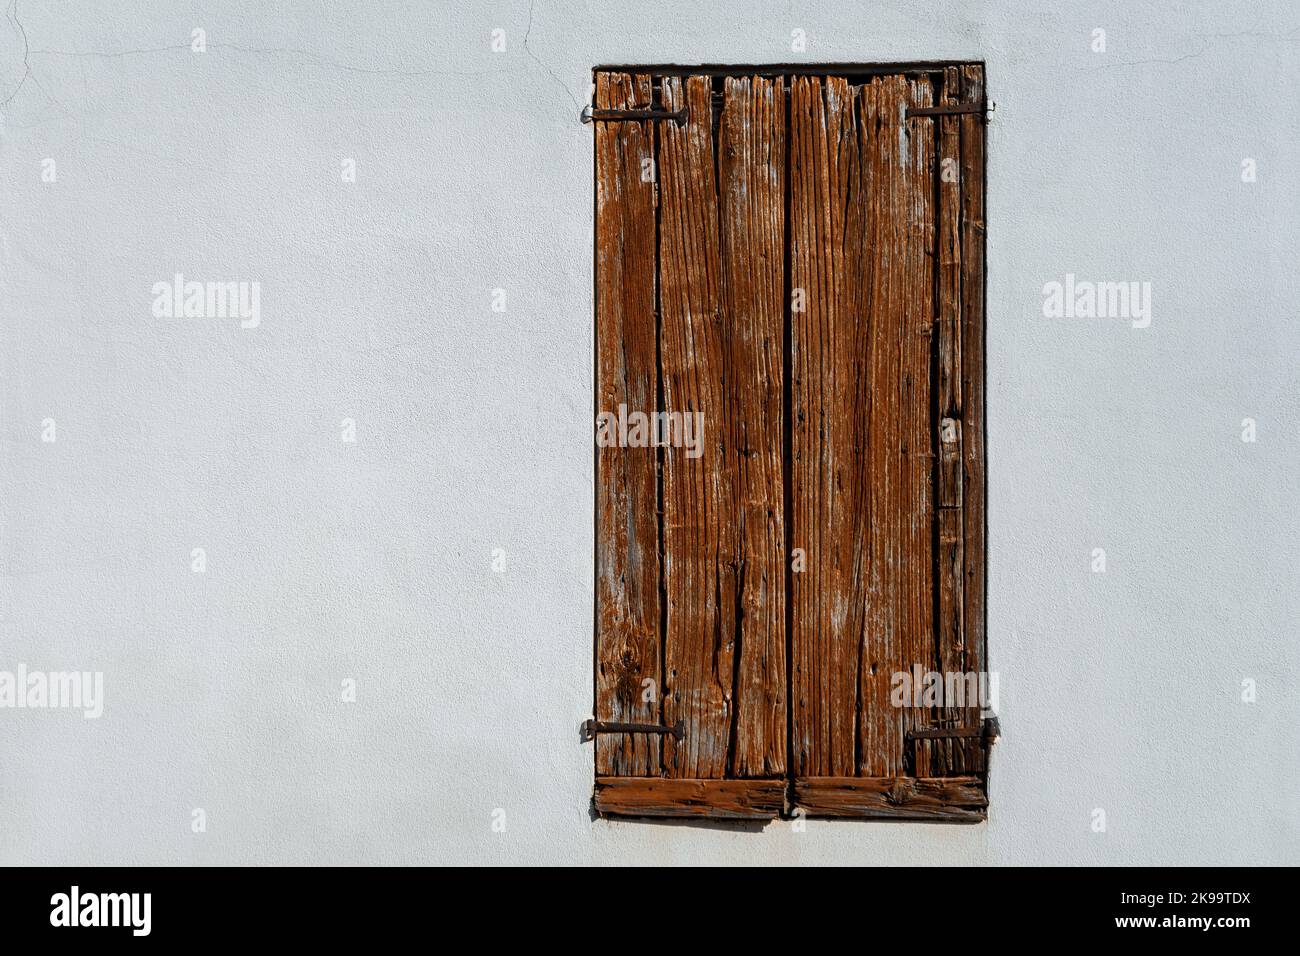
[909,712,998,749]
[581,718,686,742]
[906,102,992,119]
[907,715,1001,743]
[905,715,1000,776]
[581,104,688,126]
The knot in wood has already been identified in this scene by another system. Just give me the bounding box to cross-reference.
[886,777,912,805]
[614,648,642,703]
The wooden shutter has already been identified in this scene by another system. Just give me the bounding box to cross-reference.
[592,66,989,821]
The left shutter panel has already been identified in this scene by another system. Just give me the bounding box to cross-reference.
[592,72,788,819]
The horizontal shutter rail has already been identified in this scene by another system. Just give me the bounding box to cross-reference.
[594,778,784,819]
[793,776,987,822]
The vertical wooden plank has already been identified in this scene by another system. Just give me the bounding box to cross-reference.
[960,64,987,726]
[934,66,966,776]
[938,418,963,509]
[937,66,963,422]
[593,72,661,777]
[658,75,734,779]
[898,74,936,779]
[719,76,787,777]
[853,74,937,778]
[789,75,866,778]
[936,507,965,773]
[855,76,900,778]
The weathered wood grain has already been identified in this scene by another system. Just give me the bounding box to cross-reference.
[938,418,963,509]
[592,66,987,814]
[856,76,903,778]
[594,777,784,819]
[790,74,938,781]
[719,75,787,777]
[853,75,938,778]
[934,508,966,774]
[937,66,963,420]
[593,72,661,777]
[793,775,987,821]
[896,75,937,780]
[932,67,967,776]
[789,75,866,778]
[959,64,988,737]
[657,75,735,779]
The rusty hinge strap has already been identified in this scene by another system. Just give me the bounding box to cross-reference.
[581,718,686,742]
[907,716,1001,741]
[581,105,688,126]
[906,103,986,119]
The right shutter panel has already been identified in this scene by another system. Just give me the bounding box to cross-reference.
[790,69,990,820]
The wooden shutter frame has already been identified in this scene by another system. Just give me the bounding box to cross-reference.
[592,64,990,822]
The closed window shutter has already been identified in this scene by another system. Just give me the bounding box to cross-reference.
[593,65,989,821]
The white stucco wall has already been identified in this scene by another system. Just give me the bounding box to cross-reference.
[1,0,1296,865]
